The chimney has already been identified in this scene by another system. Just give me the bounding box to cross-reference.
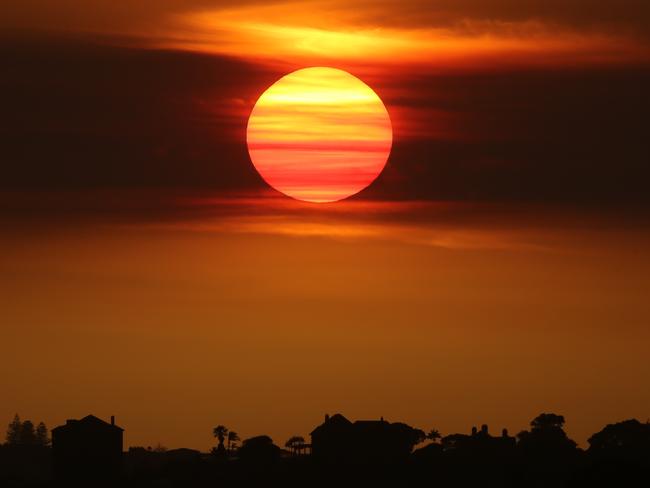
[111,415,115,426]
[471,426,477,436]
[325,414,330,422]
[481,424,488,434]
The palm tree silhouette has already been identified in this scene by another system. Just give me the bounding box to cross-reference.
[213,425,228,451]
[227,431,240,453]
[426,428,442,443]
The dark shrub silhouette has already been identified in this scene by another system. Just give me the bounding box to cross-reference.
[239,435,281,465]
[517,413,578,454]
[580,419,650,486]
[588,419,650,457]
[517,413,580,486]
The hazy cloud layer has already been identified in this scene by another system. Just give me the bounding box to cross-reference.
[2,38,648,212]
[4,1,649,36]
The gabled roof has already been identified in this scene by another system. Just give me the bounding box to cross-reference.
[310,413,352,436]
[328,414,352,425]
[52,415,124,432]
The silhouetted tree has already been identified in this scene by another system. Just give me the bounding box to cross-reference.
[19,420,36,445]
[441,432,469,451]
[580,419,650,486]
[588,419,650,458]
[153,443,168,453]
[426,428,441,443]
[35,422,49,447]
[285,436,305,455]
[6,414,22,444]
[531,413,566,431]
[213,425,228,450]
[388,422,426,457]
[516,412,579,485]
[227,431,240,453]
[517,412,577,452]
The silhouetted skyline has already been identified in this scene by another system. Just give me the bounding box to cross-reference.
[3,411,649,486]
[2,0,649,481]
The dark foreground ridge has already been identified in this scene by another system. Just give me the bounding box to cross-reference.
[1,412,649,487]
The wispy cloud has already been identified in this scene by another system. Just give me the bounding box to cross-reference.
[133,192,597,252]
[165,2,649,69]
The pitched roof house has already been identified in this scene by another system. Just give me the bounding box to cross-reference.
[52,415,123,480]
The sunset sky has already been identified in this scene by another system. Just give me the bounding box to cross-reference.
[1,1,649,450]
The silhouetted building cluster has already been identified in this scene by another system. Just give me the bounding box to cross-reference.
[2,411,650,486]
[441,423,516,451]
[311,413,423,463]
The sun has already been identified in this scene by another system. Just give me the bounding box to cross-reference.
[246,67,393,203]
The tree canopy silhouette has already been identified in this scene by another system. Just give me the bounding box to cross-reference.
[426,428,441,443]
[35,422,50,447]
[285,435,305,455]
[227,431,240,452]
[239,435,281,465]
[531,413,566,431]
[517,413,578,452]
[6,414,22,444]
[212,425,228,448]
[588,419,650,458]
[5,414,50,446]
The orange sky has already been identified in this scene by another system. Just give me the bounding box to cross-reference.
[1,0,650,451]
[2,201,650,449]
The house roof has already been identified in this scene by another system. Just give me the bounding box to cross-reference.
[352,419,390,435]
[311,414,393,437]
[310,413,352,436]
[52,415,124,432]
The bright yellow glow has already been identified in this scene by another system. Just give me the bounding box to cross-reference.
[165,6,648,68]
[246,67,392,203]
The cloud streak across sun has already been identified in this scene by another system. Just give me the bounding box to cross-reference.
[247,67,392,202]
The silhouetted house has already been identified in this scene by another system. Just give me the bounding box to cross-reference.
[311,413,422,463]
[311,414,352,461]
[52,415,123,481]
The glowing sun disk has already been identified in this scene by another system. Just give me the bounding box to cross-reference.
[246,67,393,203]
